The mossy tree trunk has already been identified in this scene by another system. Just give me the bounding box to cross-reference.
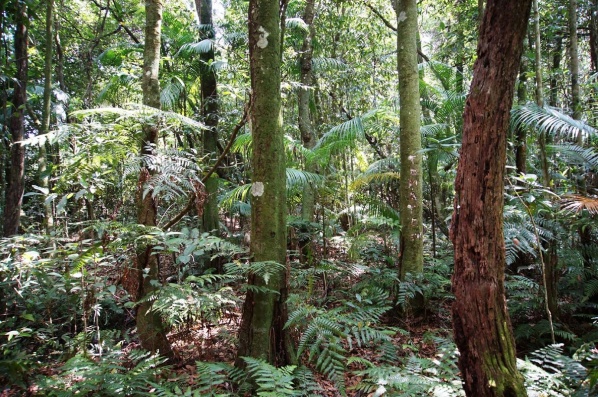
[135,0,173,359]
[3,1,28,237]
[236,0,290,366]
[395,0,423,278]
[196,0,220,234]
[450,0,531,395]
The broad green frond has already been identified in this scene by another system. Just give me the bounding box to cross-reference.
[176,39,214,56]
[71,103,206,131]
[286,168,323,190]
[511,103,596,140]
[312,57,349,73]
[160,76,186,110]
[551,144,598,169]
[286,17,309,32]
[219,184,253,210]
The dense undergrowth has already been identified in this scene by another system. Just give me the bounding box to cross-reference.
[1,219,598,396]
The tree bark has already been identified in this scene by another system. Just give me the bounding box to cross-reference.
[236,0,290,367]
[196,0,220,234]
[3,2,28,237]
[298,0,316,264]
[451,0,531,396]
[396,0,423,278]
[135,0,173,359]
[568,0,581,125]
[590,0,598,73]
[40,0,55,233]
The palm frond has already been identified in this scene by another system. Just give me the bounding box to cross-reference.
[286,168,323,190]
[561,195,598,215]
[511,103,596,140]
[312,57,348,73]
[285,17,309,32]
[160,76,185,111]
[71,103,206,132]
[551,144,598,169]
[176,39,214,56]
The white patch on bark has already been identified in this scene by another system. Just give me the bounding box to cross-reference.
[251,182,264,196]
[398,11,407,23]
[257,26,269,48]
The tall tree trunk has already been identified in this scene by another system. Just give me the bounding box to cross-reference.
[515,59,527,176]
[451,0,531,395]
[3,2,28,237]
[236,0,290,367]
[40,0,55,233]
[298,0,316,264]
[590,0,598,73]
[396,0,423,278]
[196,0,220,234]
[569,0,581,124]
[135,0,173,359]
[549,35,562,107]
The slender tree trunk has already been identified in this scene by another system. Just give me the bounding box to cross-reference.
[396,0,423,278]
[515,60,527,176]
[533,0,559,320]
[236,0,290,367]
[135,0,173,359]
[196,0,220,234]
[3,2,28,237]
[451,0,531,396]
[569,0,581,124]
[40,0,55,233]
[590,0,598,73]
[549,36,562,107]
[298,0,316,264]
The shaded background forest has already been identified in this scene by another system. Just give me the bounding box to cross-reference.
[2,0,598,395]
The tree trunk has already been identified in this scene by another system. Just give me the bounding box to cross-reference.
[3,2,28,237]
[549,35,562,107]
[298,0,316,264]
[135,0,173,359]
[396,0,423,278]
[196,0,220,234]
[515,60,527,176]
[40,0,55,233]
[451,0,531,396]
[569,0,581,124]
[236,0,290,367]
[590,0,598,73]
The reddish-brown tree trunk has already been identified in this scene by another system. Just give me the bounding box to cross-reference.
[3,2,28,237]
[450,0,532,396]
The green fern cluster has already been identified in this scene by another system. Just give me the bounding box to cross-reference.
[286,288,399,395]
[36,349,167,396]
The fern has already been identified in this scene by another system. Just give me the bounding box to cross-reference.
[242,357,299,397]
